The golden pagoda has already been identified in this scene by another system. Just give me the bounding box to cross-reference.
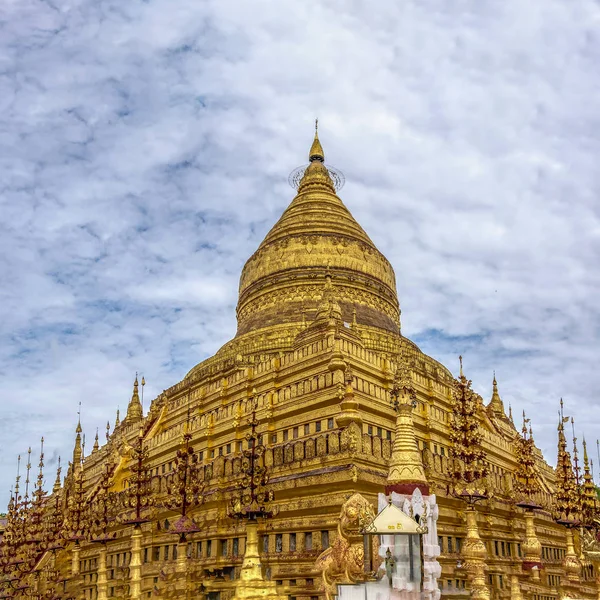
[1,127,599,600]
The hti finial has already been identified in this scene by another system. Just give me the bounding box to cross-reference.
[459,355,464,377]
[309,120,325,162]
[53,456,62,493]
[14,454,22,499]
[76,401,82,433]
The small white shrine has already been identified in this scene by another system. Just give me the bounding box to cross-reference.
[337,489,441,600]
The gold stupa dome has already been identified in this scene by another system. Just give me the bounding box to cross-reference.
[236,126,400,338]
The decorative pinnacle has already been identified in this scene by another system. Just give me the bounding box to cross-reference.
[76,401,82,433]
[309,119,325,163]
[488,371,505,416]
[53,457,62,493]
[93,428,99,452]
[14,454,21,499]
[37,437,45,490]
[25,447,32,500]
[459,355,464,378]
[106,421,110,441]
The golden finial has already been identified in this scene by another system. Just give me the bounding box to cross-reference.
[488,371,505,417]
[37,437,45,489]
[127,375,143,421]
[106,420,110,441]
[508,403,514,423]
[93,428,99,452]
[309,119,325,163]
[24,446,32,500]
[53,456,62,493]
[458,355,464,377]
[14,454,21,499]
[76,401,82,433]
[115,407,121,429]
[141,375,146,411]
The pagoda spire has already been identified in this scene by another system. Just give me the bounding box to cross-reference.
[386,351,428,495]
[297,122,335,193]
[93,428,99,453]
[309,118,324,162]
[73,402,83,466]
[514,411,541,507]
[114,407,121,430]
[581,437,597,526]
[126,375,143,422]
[554,400,578,524]
[448,356,489,502]
[487,371,506,418]
[53,456,62,493]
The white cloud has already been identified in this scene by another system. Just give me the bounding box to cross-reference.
[1,0,599,494]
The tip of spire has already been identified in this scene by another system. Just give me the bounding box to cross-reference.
[309,118,325,163]
[458,355,464,377]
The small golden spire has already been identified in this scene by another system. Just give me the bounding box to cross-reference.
[386,354,428,493]
[127,374,143,421]
[488,372,506,418]
[459,355,464,378]
[24,447,32,501]
[36,437,45,493]
[114,407,121,429]
[554,401,578,523]
[14,454,22,500]
[309,118,325,163]
[106,420,110,441]
[93,428,99,452]
[53,456,62,493]
[73,405,83,466]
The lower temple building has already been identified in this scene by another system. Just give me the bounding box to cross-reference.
[1,128,599,600]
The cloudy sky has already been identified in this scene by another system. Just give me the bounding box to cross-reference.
[1,0,599,496]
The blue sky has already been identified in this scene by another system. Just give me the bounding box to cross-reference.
[1,0,600,495]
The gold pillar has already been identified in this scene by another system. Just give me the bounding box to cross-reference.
[177,540,187,574]
[510,575,523,600]
[129,525,142,600]
[71,541,80,576]
[522,511,542,581]
[461,507,490,600]
[563,528,581,583]
[231,520,287,600]
[97,545,107,600]
[176,539,189,599]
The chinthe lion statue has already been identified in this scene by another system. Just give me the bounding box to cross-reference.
[316,493,381,600]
